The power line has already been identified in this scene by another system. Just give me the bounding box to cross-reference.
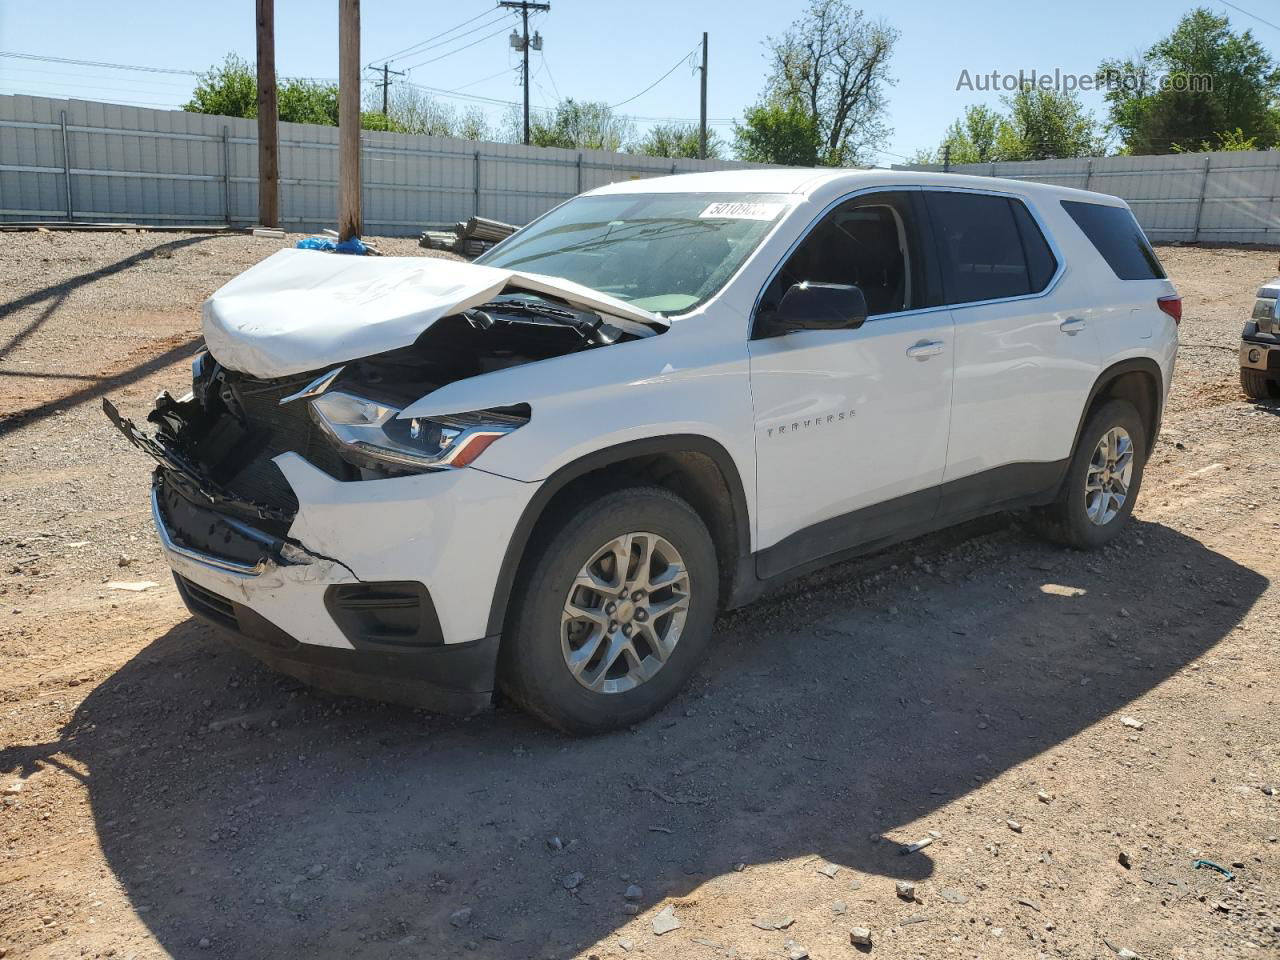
[401,23,516,72]
[0,50,337,86]
[402,77,736,124]
[541,51,562,101]
[0,47,739,129]
[380,10,514,67]
[1217,0,1280,32]
[0,50,198,75]
[0,76,189,100]
[0,64,197,90]
[370,7,505,64]
[609,45,699,109]
[444,66,518,95]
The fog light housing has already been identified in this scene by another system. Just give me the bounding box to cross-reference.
[1248,348,1262,364]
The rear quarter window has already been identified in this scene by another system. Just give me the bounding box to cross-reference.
[1061,200,1166,281]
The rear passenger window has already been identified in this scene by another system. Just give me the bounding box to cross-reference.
[925,192,1058,305]
[1011,201,1058,291]
[1061,200,1166,280]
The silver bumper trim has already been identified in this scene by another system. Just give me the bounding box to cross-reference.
[151,484,267,577]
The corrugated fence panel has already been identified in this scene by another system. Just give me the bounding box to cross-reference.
[1,94,761,234]
[899,150,1280,244]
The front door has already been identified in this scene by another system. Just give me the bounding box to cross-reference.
[748,190,954,579]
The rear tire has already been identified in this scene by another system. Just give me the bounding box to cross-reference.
[1034,398,1147,550]
[1241,367,1280,401]
[499,486,718,735]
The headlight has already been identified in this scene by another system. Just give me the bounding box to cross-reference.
[309,391,526,472]
[1253,296,1277,333]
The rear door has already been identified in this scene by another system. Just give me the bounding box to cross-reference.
[748,190,955,577]
[922,189,1102,509]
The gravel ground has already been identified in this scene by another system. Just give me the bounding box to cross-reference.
[0,233,1278,960]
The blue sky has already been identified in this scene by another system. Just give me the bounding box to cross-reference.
[0,1,1275,161]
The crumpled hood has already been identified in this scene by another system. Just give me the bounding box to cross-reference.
[202,248,668,379]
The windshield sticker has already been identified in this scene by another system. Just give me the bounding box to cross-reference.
[698,201,786,221]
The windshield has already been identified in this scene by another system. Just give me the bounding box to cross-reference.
[475,192,792,316]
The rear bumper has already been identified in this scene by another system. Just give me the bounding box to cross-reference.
[175,573,500,714]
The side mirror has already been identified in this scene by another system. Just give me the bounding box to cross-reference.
[774,282,868,331]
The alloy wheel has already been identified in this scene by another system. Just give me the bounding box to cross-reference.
[561,532,691,694]
[1084,426,1134,526]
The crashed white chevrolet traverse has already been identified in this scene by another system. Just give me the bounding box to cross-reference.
[108,169,1180,734]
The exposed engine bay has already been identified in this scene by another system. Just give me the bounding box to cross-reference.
[105,291,654,569]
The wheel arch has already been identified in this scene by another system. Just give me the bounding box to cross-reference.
[1072,358,1164,460]
[483,435,752,639]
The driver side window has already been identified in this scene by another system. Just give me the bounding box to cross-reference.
[757,191,926,333]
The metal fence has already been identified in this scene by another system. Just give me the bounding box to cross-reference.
[0,94,753,234]
[897,152,1280,245]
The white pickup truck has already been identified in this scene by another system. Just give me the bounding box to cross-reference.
[1242,272,1280,400]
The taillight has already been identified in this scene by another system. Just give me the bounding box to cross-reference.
[1157,295,1182,324]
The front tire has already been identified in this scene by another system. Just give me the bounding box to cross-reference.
[499,487,719,735]
[1035,398,1147,550]
[1241,367,1280,401]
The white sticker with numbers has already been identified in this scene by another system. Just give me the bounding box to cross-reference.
[698,201,786,221]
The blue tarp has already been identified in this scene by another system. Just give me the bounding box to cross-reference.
[295,235,370,255]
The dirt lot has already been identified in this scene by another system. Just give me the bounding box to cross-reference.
[0,232,1278,960]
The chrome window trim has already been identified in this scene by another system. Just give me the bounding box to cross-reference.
[749,183,1068,337]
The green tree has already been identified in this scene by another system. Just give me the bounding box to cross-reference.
[186,53,422,133]
[367,85,493,139]
[1098,7,1280,154]
[996,85,1103,160]
[732,98,822,165]
[1171,126,1259,152]
[922,88,1101,164]
[278,79,339,126]
[358,111,407,133]
[512,99,634,151]
[185,54,257,118]
[757,0,898,165]
[933,104,1003,164]
[632,122,723,159]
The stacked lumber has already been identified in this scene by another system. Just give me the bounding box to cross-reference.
[420,216,518,258]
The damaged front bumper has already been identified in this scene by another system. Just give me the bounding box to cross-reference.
[106,398,533,714]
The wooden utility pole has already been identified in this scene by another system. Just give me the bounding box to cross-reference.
[499,1,550,146]
[255,0,279,227]
[368,61,405,116]
[338,0,362,241]
[698,32,708,160]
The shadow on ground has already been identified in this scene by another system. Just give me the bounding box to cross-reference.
[2,518,1266,958]
[0,235,210,437]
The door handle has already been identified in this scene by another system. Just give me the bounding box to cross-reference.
[905,340,944,360]
[1060,317,1087,335]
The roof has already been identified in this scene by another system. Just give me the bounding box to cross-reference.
[587,167,1128,206]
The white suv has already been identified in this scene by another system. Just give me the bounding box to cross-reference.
[107,169,1180,734]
